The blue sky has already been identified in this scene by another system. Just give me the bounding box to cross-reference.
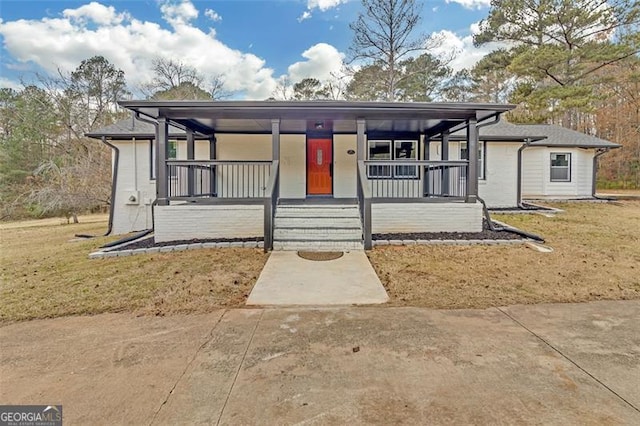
[0,0,496,99]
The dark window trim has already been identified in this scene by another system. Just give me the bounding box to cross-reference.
[550,152,572,182]
[367,138,420,180]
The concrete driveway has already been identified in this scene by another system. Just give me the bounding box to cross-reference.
[1,301,638,425]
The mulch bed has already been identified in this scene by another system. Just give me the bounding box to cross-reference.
[111,236,263,251]
[488,202,555,212]
[372,221,524,241]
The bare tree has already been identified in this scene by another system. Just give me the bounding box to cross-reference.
[146,57,203,92]
[271,76,293,100]
[349,0,441,101]
[208,73,234,100]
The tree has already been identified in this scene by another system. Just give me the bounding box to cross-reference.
[396,53,451,101]
[440,70,475,102]
[143,57,213,100]
[345,63,388,100]
[151,82,211,100]
[349,0,441,101]
[475,0,640,127]
[468,49,514,103]
[292,78,330,100]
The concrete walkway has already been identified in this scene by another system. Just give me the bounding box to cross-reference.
[1,301,638,425]
[246,251,389,305]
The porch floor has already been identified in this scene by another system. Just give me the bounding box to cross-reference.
[246,251,388,306]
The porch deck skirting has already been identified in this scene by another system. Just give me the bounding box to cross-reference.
[371,202,483,234]
[154,204,263,243]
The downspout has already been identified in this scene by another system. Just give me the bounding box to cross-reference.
[101,136,119,236]
[517,138,533,208]
[592,148,610,199]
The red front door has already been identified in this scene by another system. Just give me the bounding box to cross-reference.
[307,138,332,195]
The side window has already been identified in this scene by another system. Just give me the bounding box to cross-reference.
[550,153,571,182]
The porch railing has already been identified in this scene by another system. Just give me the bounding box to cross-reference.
[357,160,372,250]
[363,160,469,199]
[166,160,272,200]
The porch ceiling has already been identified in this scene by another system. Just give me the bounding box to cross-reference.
[119,100,515,135]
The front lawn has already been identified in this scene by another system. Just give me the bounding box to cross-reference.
[367,201,640,309]
[0,219,268,323]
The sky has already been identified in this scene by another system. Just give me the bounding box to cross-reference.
[0,0,500,99]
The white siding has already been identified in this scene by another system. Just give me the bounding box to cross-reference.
[154,204,263,242]
[479,142,520,208]
[372,202,483,233]
[111,139,155,235]
[280,135,306,198]
[523,147,594,199]
[334,134,357,198]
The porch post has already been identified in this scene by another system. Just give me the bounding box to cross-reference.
[186,129,195,196]
[209,135,217,197]
[466,118,478,203]
[442,130,450,196]
[356,118,366,161]
[423,135,430,196]
[423,135,430,160]
[271,118,280,161]
[156,117,169,205]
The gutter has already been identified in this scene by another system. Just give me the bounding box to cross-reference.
[517,137,533,208]
[592,148,611,199]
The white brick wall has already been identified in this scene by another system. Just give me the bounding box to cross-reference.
[372,202,483,233]
[155,204,264,242]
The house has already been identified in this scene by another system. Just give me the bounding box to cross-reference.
[445,120,621,207]
[87,101,619,251]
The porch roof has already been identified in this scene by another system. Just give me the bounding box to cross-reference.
[117,100,514,135]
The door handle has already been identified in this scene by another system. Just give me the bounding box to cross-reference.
[329,163,333,177]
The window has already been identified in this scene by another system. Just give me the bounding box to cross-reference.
[460,141,485,180]
[550,152,571,182]
[150,140,178,180]
[367,139,418,178]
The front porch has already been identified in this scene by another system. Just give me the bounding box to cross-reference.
[119,101,513,251]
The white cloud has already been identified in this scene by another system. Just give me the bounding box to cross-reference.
[307,0,349,12]
[160,0,198,28]
[205,9,222,22]
[298,11,312,22]
[287,43,345,83]
[445,0,491,10]
[63,2,129,25]
[429,24,505,71]
[298,0,348,22]
[0,0,281,99]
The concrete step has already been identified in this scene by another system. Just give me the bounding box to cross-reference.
[275,209,360,218]
[274,228,362,240]
[275,217,362,228]
[273,240,364,251]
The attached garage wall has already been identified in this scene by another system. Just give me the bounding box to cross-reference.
[372,202,483,233]
[154,204,264,242]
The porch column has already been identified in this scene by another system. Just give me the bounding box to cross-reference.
[423,135,430,160]
[356,118,366,161]
[442,130,450,196]
[271,118,280,160]
[466,118,478,203]
[186,129,195,196]
[209,135,217,197]
[156,117,169,205]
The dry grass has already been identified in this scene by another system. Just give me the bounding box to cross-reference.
[0,219,269,323]
[368,201,640,309]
